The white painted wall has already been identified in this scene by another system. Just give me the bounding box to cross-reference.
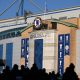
[29,30,56,72]
[28,39,34,68]
[76,30,80,77]
[0,37,22,68]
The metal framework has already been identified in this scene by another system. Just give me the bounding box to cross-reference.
[0,0,24,17]
[0,0,17,16]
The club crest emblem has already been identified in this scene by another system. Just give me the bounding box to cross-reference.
[33,17,42,29]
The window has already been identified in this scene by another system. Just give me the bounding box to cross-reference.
[16,31,21,36]
[6,33,11,38]
[11,32,15,37]
[42,24,48,29]
[52,22,57,29]
[3,35,6,39]
[0,36,2,40]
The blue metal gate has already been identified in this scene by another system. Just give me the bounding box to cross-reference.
[0,45,3,71]
[0,45,3,59]
[6,43,13,69]
[34,39,43,69]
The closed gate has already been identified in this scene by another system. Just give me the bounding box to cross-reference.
[34,39,43,69]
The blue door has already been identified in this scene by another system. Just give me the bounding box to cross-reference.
[34,39,43,69]
[6,43,13,69]
[0,45,3,71]
[0,45,3,59]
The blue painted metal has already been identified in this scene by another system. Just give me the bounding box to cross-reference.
[0,45,3,71]
[34,39,43,69]
[0,45,3,59]
[6,43,13,69]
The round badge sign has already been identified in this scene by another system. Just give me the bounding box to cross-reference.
[34,17,42,29]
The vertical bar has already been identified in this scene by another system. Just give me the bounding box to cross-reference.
[0,44,3,72]
[34,39,43,69]
[6,43,13,69]
[0,44,3,59]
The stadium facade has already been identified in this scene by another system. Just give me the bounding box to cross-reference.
[0,6,80,77]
